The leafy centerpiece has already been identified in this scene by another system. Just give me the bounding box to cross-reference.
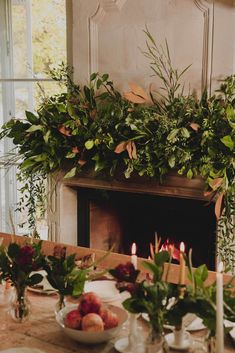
[110,251,235,353]
[0,239,45,322]
[0,29,234,270]
[44,245,88,312]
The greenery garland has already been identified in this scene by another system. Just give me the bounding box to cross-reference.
[0,30,234,270]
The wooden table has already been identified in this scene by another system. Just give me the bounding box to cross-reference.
[0,291,234,353]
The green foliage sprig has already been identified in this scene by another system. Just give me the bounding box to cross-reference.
[0,30,234,270]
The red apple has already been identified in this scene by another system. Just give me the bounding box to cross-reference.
[81,313,104,332]
[64,309,82,329]
[78,292,102,315]
[99,307,119,329]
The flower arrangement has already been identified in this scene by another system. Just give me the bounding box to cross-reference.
[44,245,89,312]
[110,251,175,342]
[0,29,234,269]
[110,251,235,351]
[0,239,45,321]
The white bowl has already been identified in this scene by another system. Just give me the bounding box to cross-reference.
[56,304,128,344]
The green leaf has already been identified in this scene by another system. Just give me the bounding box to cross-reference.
[28,273,43,286]
[167,129,179,141]
[142,261,159,276]
[220,135,234,151]
[26,125,43,133]
[102,74,109,81]
[56,103,67,112]
[168,156,175,168]
[25,111,38,124]
[43,130,51,143]
[90,72,98,81]
[154,251,170,266]
[8,243,20,258]
[66,152,76,159]
[181,127,190,138]
[187,169,193,179]
[97,79,102,89]
[20,159,36,171]
[64,167,77,178]
[85,140,94,150]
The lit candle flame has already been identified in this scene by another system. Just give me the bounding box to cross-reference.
[131,242,137,255]
[180,242,185,253]
[217,261,223,273]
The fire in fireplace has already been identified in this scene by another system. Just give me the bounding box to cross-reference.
[77,188,216,270]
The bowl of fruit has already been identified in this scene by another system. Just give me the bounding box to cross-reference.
[55,292,128,344]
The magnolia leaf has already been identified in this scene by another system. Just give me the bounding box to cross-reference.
[58,126,72,136]
[72,146,79,154]
[64,167,77,178]
[78,159,87,166]
[204,190,214,197]
[215,193,224,220]
[114,141,128,154]
[126,141,137,160]
[85,140,94,150]
[26,125,43,133]
[210,177,223,190]
[124,92,146,104]
[90,109,97,120]
[129,83,148,101]
[220,135,234,151]
[190,123,200,132]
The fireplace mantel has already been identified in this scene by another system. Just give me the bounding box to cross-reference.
[63,172,209,201]
[48,172,210,246]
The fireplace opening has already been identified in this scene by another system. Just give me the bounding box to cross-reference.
[77,188,216,270]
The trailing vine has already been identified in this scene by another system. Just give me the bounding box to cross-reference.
[0,30,234,270]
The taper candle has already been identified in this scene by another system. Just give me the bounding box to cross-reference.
[179,242,186,285]
[131,243,138,270]
[216,261,224,353]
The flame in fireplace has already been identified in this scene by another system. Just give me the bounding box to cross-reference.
[159,238,181,261]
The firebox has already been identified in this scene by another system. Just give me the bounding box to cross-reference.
[77,187,216,270]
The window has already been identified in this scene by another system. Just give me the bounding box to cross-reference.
[0,0,67,237]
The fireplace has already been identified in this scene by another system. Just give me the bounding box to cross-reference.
[77,187,216,270]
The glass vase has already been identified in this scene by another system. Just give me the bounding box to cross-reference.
[9,286,31,323]
[55,293,66,314]
[145,327,168,353]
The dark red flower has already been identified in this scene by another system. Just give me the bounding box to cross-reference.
[18,245,35,266]
[110,262,139,283]
[53,245,66,259]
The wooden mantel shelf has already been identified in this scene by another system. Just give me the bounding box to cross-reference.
[63,172,209,201]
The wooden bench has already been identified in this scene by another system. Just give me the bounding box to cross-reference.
[0,232,234,286]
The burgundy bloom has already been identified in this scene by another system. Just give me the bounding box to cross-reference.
[53,245,66,259]
[110,262,138,282]
[18,245,35,266]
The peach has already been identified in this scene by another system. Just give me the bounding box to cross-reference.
[78,292,102,315]
[64,309,82,329]
[99,307,119,329]
[81,313,104,332]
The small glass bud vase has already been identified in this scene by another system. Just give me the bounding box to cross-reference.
[145,328,168,353]
[9,286,31,323]
[55,293,66,314]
